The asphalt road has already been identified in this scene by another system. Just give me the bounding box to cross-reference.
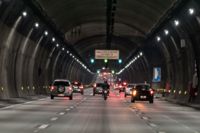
[0,88,200,133]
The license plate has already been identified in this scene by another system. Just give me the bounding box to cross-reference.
[140,96,146,99]
[58,94,64,96]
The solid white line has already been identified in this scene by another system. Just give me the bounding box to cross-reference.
[38,124,49,129]
[158,132,166,133]
[70,106,74,109]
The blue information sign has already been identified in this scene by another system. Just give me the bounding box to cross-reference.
[152,67,161,82]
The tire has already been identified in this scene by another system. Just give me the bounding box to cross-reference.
[119,90,121,93]
[93,92,95,96]
[131,97,135,103]
[149,99,154,104]
[81,91,84,95]
[104,95,107,100]
[69,95,73,100]
[50,95,54,99]
[124,94,127,97]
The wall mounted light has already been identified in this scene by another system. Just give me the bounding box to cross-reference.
[189,8,195,15]
[44,31,48,36]
[164,29,169,35]
[174,20,179,26]
[52,37,55,42]
[22,11,27,17]
[34,22,39,28]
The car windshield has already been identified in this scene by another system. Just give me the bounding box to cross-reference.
[53,81,70,86]
[136,85,150,90]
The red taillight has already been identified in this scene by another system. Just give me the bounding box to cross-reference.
[150,90,154,95]
[93,83,96,88]
[50,86,56,91]
[123,82,127,86]
[119,85,122,88]
[80,85,84,89]
[68,87,72,91]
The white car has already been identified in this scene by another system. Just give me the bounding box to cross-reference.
[50,79,73,100]
[124,84,135,97]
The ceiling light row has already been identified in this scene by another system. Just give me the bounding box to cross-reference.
[21,11,92,74]
[116,52,143,75]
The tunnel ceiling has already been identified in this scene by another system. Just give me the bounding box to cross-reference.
[32,0,176,72]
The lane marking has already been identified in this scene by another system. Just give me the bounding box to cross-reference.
[50,117,58,121]
[142,116,149,120]
[59,112,65,115]
[38,124,49,129]
[149,123,157,127]
[34,129,39,133]
[66,108,70,111]
[158,132,166,133]
[70,106,74,109]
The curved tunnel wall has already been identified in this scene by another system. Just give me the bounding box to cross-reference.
[118,0,200,103]
[0,0,94,99]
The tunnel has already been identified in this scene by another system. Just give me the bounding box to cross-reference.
[0,0,200,105]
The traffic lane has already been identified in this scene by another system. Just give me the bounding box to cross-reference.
[125,97,200,133]
[0,88,92,133]
[40,92,155,133]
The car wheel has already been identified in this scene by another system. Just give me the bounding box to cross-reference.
[93,92,95,96]
[119,90,121,93]
[131,97,135,103]
[69,95,73,100]
[50,95,54,99]
[81,91,84,95]
[124,94,127,97]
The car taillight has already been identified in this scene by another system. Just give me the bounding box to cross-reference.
[123,82,127,86]
[80,85,84,89]
[150,90,154,95]
[50,86,56,91]
[68,87,72,91]
[119,85,122,88]
[93,83,96,88]
[133,90,137,96]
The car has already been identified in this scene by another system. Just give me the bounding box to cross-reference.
[117,81,127,93]
[50,79,73,100]
[124,84,135,97]
[72,81,84,95]
[130,83,154,103]
[93,83,104,96]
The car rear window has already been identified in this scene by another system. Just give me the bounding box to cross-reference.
[53,81,70,86]
[136,85,150,90]
[97,83,104,87]
[128,85,135,88]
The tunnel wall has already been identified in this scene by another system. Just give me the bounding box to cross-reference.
[0,0,94,99]
[118,0,200,104]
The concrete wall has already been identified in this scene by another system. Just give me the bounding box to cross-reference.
[0,0,94,99]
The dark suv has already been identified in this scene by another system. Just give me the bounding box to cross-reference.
[50,79,73,100]
[131,84,154,103]
[72,81,84,95]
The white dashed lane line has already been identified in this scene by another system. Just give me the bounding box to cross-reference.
[59,112,65,115]
[50,117,58,121]
[38,124,49,129]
